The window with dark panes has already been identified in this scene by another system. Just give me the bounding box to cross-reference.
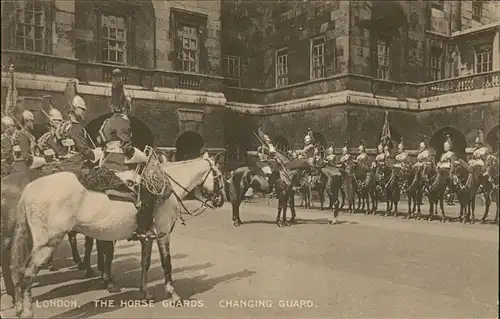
[223,55,240,78]
[276,48,288,87]
[475,45,492,73]
[472,1,482,21]
[430,47,443,81]
[376,39,390,80]
[15,0,45,52]
[100,13,127,64]
[178,23,199,72]
[311,37,325,80]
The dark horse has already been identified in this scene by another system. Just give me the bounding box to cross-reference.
[422,161,450,222]
[352,162,375,214]
[340,162,356,215]
[406,163,426,220]
[473,154,499,224]
[450,159,480,223]
[372,164,401,217]
[227,166,271,227]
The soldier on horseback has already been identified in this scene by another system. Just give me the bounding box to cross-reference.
[38,107,65,163]
[374,142,387,168]
[469,130,490,176]
[394,138,410,170]
[323,144,336,166]
[11,110,46,173]
[338,141,351,168]
[299,134,315,165]
[355,140,369,167]
[98,69,160,241]
[1,116,16,177]
[437,134,456,169]
[414,136,431,168]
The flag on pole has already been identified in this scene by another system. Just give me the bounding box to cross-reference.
[380,111,391,145]
[4,65,17,117]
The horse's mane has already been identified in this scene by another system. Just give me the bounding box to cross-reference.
[454,158,473,174]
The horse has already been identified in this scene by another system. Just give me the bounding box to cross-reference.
[422,161,450,222]
[473,154,499,224]
[340,163,356,215]
[450,159,480,223]
[297,169,328,210]
[1,168,100,303]
[352,162,375,214]
[272,169,302,227]
[9,153,225,319]
[226,166,271,227]
[406,163,426,220]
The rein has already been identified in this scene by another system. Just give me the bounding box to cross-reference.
[163,159,223,225]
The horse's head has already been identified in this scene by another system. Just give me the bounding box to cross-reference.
[198,152,226,208]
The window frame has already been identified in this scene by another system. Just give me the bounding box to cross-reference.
[14,0,46,53]
[223,54,241,79]
[99,12,128,65]
[376,38,391,80]
[475,44,493,74]
[177,22,200,73]
[275,47,288,87]
[430,47,443,81]
[310,36,326,80]
[472,1,482,21]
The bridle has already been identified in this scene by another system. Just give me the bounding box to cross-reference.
[165,158,226,225]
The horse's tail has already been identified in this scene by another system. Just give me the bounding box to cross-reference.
[10,192,33,290]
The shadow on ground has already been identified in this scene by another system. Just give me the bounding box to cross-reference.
[48,269,256,318]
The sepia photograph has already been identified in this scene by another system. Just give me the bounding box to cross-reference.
[0,0,499,318]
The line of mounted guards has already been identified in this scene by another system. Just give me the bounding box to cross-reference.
[1,69,161,241]
[250,126,493,199]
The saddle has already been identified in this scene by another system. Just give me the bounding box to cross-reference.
[75,146,173,204]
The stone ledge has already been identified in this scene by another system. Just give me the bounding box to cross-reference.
[1,72,227,107]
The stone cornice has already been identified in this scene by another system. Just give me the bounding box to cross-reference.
[1,71,227,107]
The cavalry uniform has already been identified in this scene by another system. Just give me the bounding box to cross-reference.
[299,135,316,166]
[355,142,369,167]
[38,130,64,163]
[1,117,15,177]
[437,136,455,169]
[374,145,386,167]
[11,126,37,173]
[99,113,135,171]
[414,139,431,168]
[393,139,410,169]
[338,143,351,167]
[56,118,98,171]
[324,146,336,166]
[468,132,489,174]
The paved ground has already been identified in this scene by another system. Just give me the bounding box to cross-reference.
[1,198,498,319]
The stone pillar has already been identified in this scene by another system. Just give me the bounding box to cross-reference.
[493,29,500,71]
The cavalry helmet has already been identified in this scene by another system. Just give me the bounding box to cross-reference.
[358,140,365,152]
[327,145,334,154]
[474,130,484,145]
[397,138,404,151]
[73,95,87,110]
[1,116,15,126]
[22,110,35,122]
[444,134,452,150]
[48,108,63,122]
[342,141,348,154]
[263,134,271,143]
[304,135,311,143]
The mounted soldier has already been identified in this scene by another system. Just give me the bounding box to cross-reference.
[394,138,410,171]
[374,142,387,168]
[355,140,369,167]
[299,134,316,165]
[98,68,158,241]
[468,130,490,176]
[437,134,456,169]
[38,107,65,164]
[11,110,46,173]
[55,80,101,172]
[338,141,351,168]
[1,116,16,177]
[323,144,336,167]
[414,135,431,168]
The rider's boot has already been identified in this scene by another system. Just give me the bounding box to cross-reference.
[128,197,166,241]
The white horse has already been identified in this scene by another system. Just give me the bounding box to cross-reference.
[10,153,225,318]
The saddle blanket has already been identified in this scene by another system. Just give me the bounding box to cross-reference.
[75,167,137,203]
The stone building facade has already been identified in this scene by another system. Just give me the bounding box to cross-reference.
[1,0,499,163]
[223,0,500,164]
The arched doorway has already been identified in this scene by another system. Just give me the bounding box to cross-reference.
[175,131,204,161]
[313,132,327,148]
[486,125,499,152]
[273,135,290,152]
[430,127,466,161]
[85,114,155,150]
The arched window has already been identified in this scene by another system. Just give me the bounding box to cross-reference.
[2,0,52,53]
